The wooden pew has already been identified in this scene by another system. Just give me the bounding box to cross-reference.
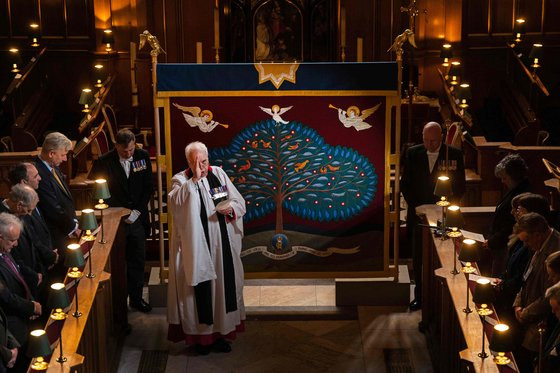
[418,204,518,372]
[29,207,129,372]
[471,137,560,205]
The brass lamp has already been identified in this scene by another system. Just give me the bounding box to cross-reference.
[434,175,452,240]
[513,18,526,43]
[102,29,115,52]
[27,329,51,370]
[529,43,543,69]
[8,48,22,73]
[447,61,461,86]
[489,323,514,365]
[47,283,70,363]
[79,208,98,278]
[65,243,85,279]
[65,244,85,318]
[446,205,464,275]
[29,23,41,47]
[94,179,111,244]
[93,63,105,88]
[79,208,98,241]
[458,238,481,314]
[79,88,94,113]
[456,83,472,109]
[473,278,496,358]
[440,43,453,67]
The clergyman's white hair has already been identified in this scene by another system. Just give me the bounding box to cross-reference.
[185,141,208,160]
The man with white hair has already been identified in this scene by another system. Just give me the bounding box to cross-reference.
[8,162,59,272]
[0,184,53,294]
[0,212,42,346]
[167,141,246,355]
[34,132,80,274]
[401,121,465,311]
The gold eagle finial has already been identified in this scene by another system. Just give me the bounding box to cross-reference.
[387,29,417,58]
[139,30,165,56]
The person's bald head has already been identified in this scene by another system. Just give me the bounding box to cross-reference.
[422,122,443,152]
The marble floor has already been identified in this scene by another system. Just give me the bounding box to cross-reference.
[117,283,433,373]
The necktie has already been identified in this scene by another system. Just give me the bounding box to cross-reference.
[121,158,132,178]
[1,255,32,300]
[52,168,70,196]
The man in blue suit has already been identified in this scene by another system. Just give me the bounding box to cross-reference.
[34,132,80,280]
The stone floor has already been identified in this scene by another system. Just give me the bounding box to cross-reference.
[117,283,433,373]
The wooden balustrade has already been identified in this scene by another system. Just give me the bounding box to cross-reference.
[418,204,518,372]
[28,207,129,372]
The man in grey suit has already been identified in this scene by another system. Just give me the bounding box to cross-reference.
[513,212,560,372]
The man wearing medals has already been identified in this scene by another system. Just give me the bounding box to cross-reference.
[90,129,154,313]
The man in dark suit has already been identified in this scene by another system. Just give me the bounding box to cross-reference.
[482,153,530,277]
[0,185,54,300]
[0,305,19,372]
[401,122,465,311]
[90,129,154,313]
[8,162,59,274]
[34,132,80,277]
[543,282,560,372]
[0,213,42,346]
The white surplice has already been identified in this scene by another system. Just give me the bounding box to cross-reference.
[167,166,246,337]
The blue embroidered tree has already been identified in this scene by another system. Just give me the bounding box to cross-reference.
[210,119,378,233]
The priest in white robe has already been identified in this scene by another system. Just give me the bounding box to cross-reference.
[167,141,246,355]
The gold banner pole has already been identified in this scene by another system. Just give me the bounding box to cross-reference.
[139,31,166,283]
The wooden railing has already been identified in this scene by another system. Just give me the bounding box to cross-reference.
[0,48,54,151]
[418,204,518,372]
[28,208,129,372]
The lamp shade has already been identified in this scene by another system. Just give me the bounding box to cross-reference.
[529,43,543,59]
[472,278,496,305]
[456,83,472,101]
[440,43,453,59]
[79,208,98,231]
[93,179,111,200]
[446,205,464,229]
[102,29,115,45]
[458,238,481,262]
[65,243,85,268]
[489,324,514,353]
[27,329,51,358]
[79,88,94,106]
[47,283,70,310]
[448,61,461,77]
[434,176,452,197]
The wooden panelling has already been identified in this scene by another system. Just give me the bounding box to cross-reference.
[490,0,513,34]
[544,0,560,32]
[40,0,66,36]
[10,0,38,37]
[519,0,543,33]
[0,0,8,36]
[66,0,90,37]
[465,0,488,35]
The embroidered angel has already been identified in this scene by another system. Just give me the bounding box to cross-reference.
[173,103,229,133]
[259,104,293,125]
[330,103,381,131]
